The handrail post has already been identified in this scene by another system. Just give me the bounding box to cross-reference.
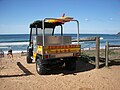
[105,42,109,67]
[96,37,100,69]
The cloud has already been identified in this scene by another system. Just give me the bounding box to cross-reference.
[109,18,113,20]
[85,18,89,21]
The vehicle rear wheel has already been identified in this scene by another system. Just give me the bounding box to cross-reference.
[36,58,47,75]
[65,57,76,71]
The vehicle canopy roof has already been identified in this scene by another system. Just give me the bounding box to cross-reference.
[30,20,62,28]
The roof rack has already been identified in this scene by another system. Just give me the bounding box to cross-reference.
[30,17,73,28]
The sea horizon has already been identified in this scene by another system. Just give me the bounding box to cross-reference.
[0,33,118,35]
[0,34,120,53]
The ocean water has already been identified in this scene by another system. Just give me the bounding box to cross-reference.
[0,34,29,53]
[0,34,120,53]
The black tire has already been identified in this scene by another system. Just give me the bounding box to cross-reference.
[27,55,32,63]
[36,58,47,75]
[65,57,76,71]
[26,46,33,63]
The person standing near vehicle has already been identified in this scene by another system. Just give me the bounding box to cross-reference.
[7,47,13,58]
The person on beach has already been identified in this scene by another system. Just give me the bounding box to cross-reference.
[7,47,13,58]
[0,49,4,58]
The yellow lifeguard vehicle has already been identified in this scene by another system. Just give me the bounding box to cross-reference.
[27,15,81,75]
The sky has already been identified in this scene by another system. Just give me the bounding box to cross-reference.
[0,0,120,34]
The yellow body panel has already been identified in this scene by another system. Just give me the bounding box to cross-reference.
[33,46,43,59]
[34,45,80,59]
[33,52,36,59]
[43,45,80,54]
[37,46,43,54]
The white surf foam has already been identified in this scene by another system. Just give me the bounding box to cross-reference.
[72,42,84,44]
[100,37,104,40]
[4,50,27,54]
[0,42,29,46]
[0,47,9,48]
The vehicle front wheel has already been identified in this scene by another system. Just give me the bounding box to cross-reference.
[27,55,32,63]
[36,58,47,75]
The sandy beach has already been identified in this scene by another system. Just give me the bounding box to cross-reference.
[0,50,120,90]
[1,0,120,89]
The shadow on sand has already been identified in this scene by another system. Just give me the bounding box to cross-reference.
[47,56,96,75]
[0,62,33,78]
[47,56,120,75]
[108,59,120,66]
